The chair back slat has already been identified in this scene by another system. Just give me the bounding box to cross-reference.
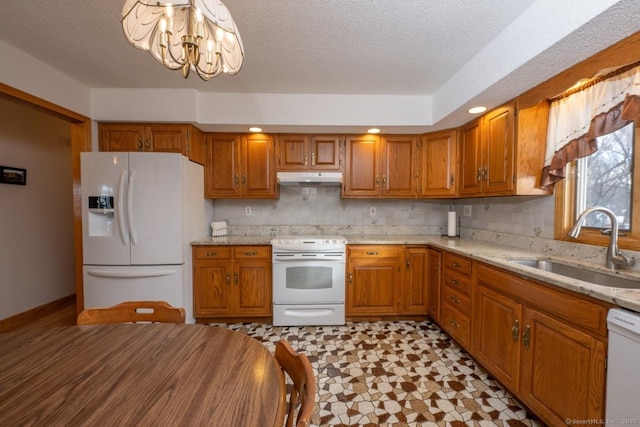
[77,301,185,325]
[275,340,316,427]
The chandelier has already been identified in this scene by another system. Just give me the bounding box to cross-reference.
[121,0,244,81]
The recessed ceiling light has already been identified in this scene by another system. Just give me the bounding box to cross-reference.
[367,128,381,134]
[248,127,263,133]
[468,106,487,114]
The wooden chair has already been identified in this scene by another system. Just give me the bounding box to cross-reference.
[275,340,316,427]
[77,301,186,325]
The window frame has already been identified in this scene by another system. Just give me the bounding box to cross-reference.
[554,121,640,250]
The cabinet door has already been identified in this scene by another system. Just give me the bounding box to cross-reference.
[276,134,309,171]
[473,283,523,391]
[520,308,606,425]
[147,124,187,154]
[483,104,514,194]
[310,135,342,170]
[427,249,441,322]
[381,136,418,197]
[347,246,400,315]
[193,260,233,316]
[235,259,272,316]
[99,123,145,152]
[401,247,428,314]
[242,134,276,198]
[460,118,483,195]
[205,134,241,198]
[420,130,457,197]
[344,135,380,197]
[187,125,205,165]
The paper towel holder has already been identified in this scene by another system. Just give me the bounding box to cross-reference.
[441,209,460,239]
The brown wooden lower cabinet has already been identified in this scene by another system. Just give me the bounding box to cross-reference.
[346,245,401,315]
[346,245,430,317]
[473,262,609,427]
[192,245,272,320]
[427,248,442,322]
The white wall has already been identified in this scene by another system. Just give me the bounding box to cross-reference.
[0,97,75,320]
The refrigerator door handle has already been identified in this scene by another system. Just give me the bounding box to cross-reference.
[85,268,179,279]
[117,170,129,246]
[127,169,138,245]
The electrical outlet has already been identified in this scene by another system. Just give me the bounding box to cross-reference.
[370,207,376,216]
[245,207,252,216]
[463,205,472,217]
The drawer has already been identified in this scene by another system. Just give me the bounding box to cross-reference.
[443,269,471,294]
[193,246,232,260]
[441,304,470,348]
[442,284,470,314]
[233,246,271,260]
[443,252,472,277]
[347,245,400,259]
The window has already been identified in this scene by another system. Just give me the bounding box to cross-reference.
[556,122,640,250]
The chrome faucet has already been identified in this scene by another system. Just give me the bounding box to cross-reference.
[568,207,635,270]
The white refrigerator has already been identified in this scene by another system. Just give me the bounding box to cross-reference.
[81,152,210,323]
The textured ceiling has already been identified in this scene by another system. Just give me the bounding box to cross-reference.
[0,1,639,133]
[0,0,535,94]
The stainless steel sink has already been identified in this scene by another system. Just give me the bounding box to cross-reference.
[509,259,640,289]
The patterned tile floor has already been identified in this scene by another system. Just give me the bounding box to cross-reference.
[212,320,542,427]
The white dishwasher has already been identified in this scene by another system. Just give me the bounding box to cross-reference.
[606,308,640,425]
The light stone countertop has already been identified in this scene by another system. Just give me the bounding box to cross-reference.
[192,233,640,313]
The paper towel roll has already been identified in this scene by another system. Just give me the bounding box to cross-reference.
[447,211,457,237]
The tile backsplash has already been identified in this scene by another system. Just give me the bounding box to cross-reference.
[211,185,640,270]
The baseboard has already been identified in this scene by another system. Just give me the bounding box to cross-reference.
[0,294,76,333]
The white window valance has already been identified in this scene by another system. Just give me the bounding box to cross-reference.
[541,62,640,188]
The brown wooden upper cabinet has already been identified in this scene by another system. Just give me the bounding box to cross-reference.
[205,133,277,199]
[343,134,418,198]
[275,134,342,171]
[419,129,458,198]
[98,123,205,164]
[460,104,514,195]
[459,102,551,197]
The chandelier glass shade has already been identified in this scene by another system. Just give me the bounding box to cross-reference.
[121,0,244,80]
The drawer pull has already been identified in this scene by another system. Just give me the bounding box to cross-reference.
[523,325,530,349]
[234,272,239,284]
[451,279,459,285]
[450,297,460,304]
[206,251,219,256]
[512,319,519,342]
[449,320,459,329]
[366,251,379,256]
[243,251,258,256]
[226,273,231,284]
[452,262,461,267]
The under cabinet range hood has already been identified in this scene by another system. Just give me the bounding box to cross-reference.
[277,171,343,185]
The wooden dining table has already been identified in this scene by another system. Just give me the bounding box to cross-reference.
[0,323,286,426]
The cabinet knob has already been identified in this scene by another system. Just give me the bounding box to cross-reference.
[234,272,239,284]
[242,175,246,184]
[226,273,231,284]
[146,139,151,150]
[137,139,143,151]
[304,153,308,165]
[348,273,353,283]
[451,279,458,285]
[482,166,488,181]
[512,319,519,342]
[382,175,387,184]
[375,175,380,185]
[311,152,316,166]
[477,168,483,181]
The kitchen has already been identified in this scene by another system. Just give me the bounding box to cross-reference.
[2,1,640,426]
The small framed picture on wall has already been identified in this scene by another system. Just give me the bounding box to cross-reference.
[0,166,27,185]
